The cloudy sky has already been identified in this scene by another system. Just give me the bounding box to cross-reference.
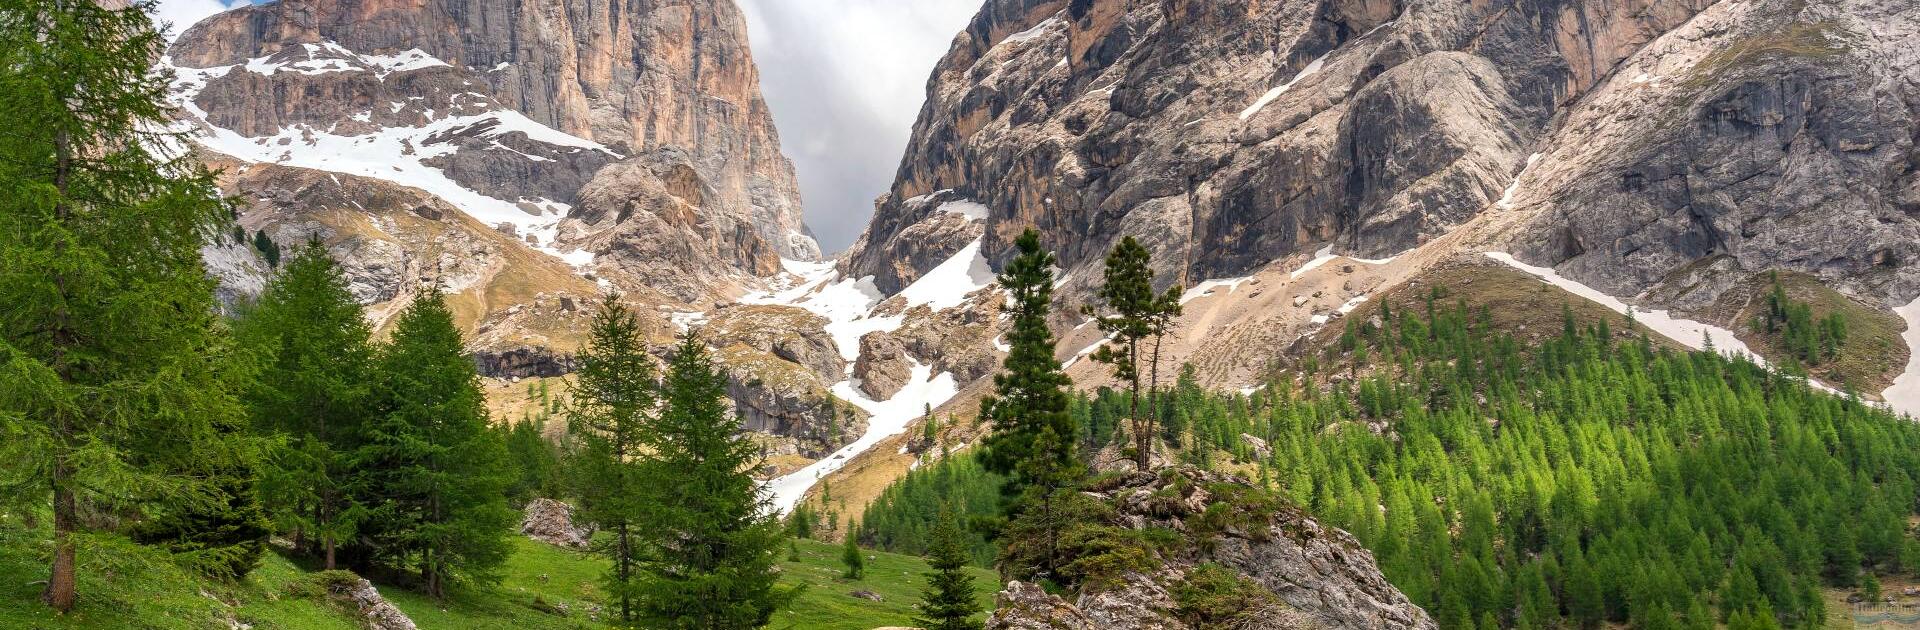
[153,0,979,253]
[735,0,980,252]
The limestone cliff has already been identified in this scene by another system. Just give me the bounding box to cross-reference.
[846,0,1919,321]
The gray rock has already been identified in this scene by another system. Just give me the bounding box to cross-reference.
[853,331,913,400]
[520,498,590,550]
[325,576,418,630]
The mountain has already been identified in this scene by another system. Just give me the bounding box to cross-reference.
[799,0,1919,531]
[834,0,1919,395]
[163,0,1920,530]
[161,0,883,460]
[168,0,817,327]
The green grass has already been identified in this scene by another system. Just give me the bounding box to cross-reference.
[773,538,999,630]
[1,513,999,629]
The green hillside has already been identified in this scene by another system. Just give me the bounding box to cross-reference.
[0,518,996,630]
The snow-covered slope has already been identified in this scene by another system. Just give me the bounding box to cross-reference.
[745,244,995,511]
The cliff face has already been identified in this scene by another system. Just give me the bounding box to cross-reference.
[169,0,817,311]
[845,0,1919,316]
[165,0,852,461]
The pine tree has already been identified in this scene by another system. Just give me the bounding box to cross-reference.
[1085,236,1169,469]
[915,504,982,630]
[842,530,867,580]
[352,287,515,598]
[235,239,374,570]
[565,295,658,625]
[632,332,799,628]
[981,229,1078,495]
[0,0,253,611]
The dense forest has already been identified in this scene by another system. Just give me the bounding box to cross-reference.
[862,291,1920,629]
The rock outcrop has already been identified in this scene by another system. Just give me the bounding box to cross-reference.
[853,331,913,400]
[325,576,418,630]
[520,498,591,549]
[985,467,1435,630]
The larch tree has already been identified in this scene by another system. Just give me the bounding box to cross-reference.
[632,332,799,629]
[235,239,374,570]
[0,0,252,612]
[566,294,658,625]
[352,287,515,598]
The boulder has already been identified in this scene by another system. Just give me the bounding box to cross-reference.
[520,498,590,550]
[853,331,913,400]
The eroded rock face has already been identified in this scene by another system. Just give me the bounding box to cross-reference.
[719,344,867,459]
[846,0,1920,322]
[171,0,816,261]
[853,331,913,400]
[986,468,1434,630]
[1489,0,1920,309]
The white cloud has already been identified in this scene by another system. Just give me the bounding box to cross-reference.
[735,0,979,253]
[150,0,249,42]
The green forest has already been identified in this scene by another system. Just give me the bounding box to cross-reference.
[861,292,1920,629]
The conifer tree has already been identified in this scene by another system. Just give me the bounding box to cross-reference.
[236,239,374,570]
[842,531,866,580]
[915,504,982,630]
[566,295,658,625]
[1085,236,1170,469]
[352,287,514,598]
[0,0,253,611]
[980,229,1077,496]
[632,332,799,628]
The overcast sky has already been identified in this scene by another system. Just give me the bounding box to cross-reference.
[736,0,980,253]
[154,0,980,254]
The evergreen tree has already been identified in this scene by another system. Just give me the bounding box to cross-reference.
[565,295,658,625]
[352,288,515,598]
[0,0,252,611]
[632,332,799,629]
[981,230,1077,497]
[914,504,983,630]
[129,390,272,580]
[502,416,559,504]
[252,229,280,268]
[1085,236,1169,469]
[235,239,373,570]
[842,531,866,580]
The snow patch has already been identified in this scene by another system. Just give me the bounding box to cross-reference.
[163,51,618,267]
[1290,246,1338,280]
[1484,253,1805,378]
[1239,52,1328,120]
[1880,298,1920,417]
[894,239,996,312]
[768,363,960,513]
[1181,276,1255,305]
[1495,153,1543,210]
[1001,17,1058,46]
[937,199,989,222]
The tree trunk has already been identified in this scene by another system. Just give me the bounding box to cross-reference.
[43,104,78,615]
[618,521,632,622]
[44,455,77,612]
[1130,338,1149,470]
